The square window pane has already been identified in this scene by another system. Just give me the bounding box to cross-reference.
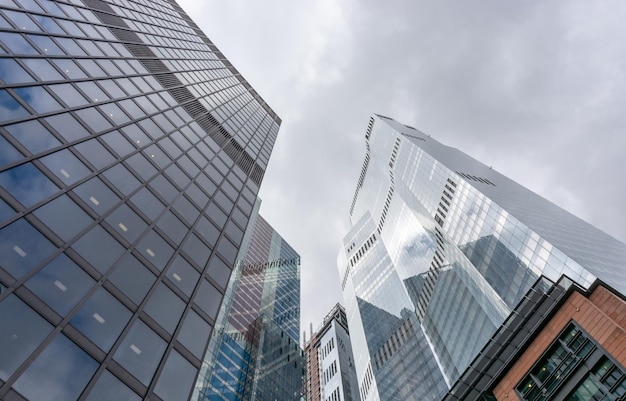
[207,256,231,290]
[72,176,120,216]
[0,163,57,207]
[156,210,187,245]
[34,194,92,241]
[22,58,63,81]
[113,320,166,385]
[108,254,155,306]
[40,149,90,185]
[144,283,185,333]
[0,218,56,279]
[5,119,60,154]
[0,58,33,84]
[182,234,210,268]
[74,139,115,169]
[103,164,140,196]
[70,287,132,352]
[0,294,53,381]
[194,279,222,319]
[106,204,147,243]
[154,350,197,401]
[14,86,62,114]
[72,225,124,274]
[136,229,174,271]
[45,112,89,142]
[166,255,200,297]
[177,310,211,359]
[0,135,23,167]
[13,334,98,401]
[25,253,94,316]
[129,187,164,221]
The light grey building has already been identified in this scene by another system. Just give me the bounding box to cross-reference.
[337,114,626,400]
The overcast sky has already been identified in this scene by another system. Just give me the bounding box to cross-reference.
[177,0,626,340]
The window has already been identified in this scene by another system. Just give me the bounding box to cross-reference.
[144,283,185,333]
[113,319,167,385]
[0,217,56,279]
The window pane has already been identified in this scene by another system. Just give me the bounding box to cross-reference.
[108,254,155,305]
[194,279,222,319]
[0,294,53,381]
[105,204,147,243]
[182,233,210,268]
[74,139,115,169]
[144,283,185,333]
[12,334,98,401]
[130,188,164,220]
[25,253,95,316]
[166,255,200,297]
[84,370,140,401]
[136,229,174,271]
[0,135,23,167]
[14,86,62,114]
[71,225,124,274]
[70,287,132,352]
[45,112,89,142]
[33,194,92,241]
[72,176,120,216]
[177,310,211,359]
[5,119,60,154]
[207,256,231,290]
[156,210,187,245]
[0,218,56,279]
[113,319,166,385]
[154,350,197,401]
[40,149,90,185]
[0,58,33,84]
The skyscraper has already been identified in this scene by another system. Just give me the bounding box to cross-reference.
[0,1,280,400]
[193,203,304,401]
[305,303,360,401]
[337,114,626,401]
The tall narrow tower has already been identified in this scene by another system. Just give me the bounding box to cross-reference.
[0,1,281,400]
[338,114,626,400]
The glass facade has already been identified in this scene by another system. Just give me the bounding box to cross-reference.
[338,114,626,401]
[0,0,281,399]
[193,205,304,401]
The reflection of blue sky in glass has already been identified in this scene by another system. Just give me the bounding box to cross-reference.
[0,135,23,166]
[6,119,61,154]
[0,89,30,120]
[12,334,98,401]
[0,162,58,207]
[0,218,56,279]
[0,32,39,55]
[0,58,34,84]
[15,86,62,114]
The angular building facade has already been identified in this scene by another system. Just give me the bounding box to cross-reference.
[192,204,304,401]
[337,114,626,401]
[0,1,281,400]
[305,303,360,401]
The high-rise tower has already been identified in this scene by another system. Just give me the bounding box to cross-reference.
[193,203,304,401]
[0,1,280,400]
[338,114,626,401]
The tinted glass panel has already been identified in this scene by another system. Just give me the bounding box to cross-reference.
[195,279,222,319]
[108,254,155,305]
[154,350,197,401]
[5,119,60,154]
[166,255,200,297]
[113,319,166,385]
[34,194,92,241]
[71,225,124,274]
[0,218,56,279]
[0,162,58,207]
[144,283,185,333]
[84,370,140,401]
[12,334,98,401]
[177,309,211,359]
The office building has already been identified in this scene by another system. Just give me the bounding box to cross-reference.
[305,304,360,401]
[337,114,626,400]
[192,205,305,401]
[0,0,281,400]
[443,275,626,401]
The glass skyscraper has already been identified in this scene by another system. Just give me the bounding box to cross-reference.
[337,114,626,401]
[193,203,304,401]
[0,0,281,400]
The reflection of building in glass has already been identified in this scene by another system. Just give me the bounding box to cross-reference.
[443,276,626,401]
[193,207,305,401]
[0,1,281,400]
[338,114,626,400]
[305,303,361,401]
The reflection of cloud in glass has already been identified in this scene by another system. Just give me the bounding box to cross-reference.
[0,135,23,165]
[0,162,58,207]
[0,32,38,55]
[0,89,30,121]
[0,58,34,84]
[12,334,98,401]
[6,120,61,154]
[14,86,62,114]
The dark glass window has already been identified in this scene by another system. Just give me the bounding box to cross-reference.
[47,83,87,108]
[52,58,87,80]
[0,58,33,84]
[40,148,90,185]
[0,197,15,222]
[45,112,89,142]
[156,210,187,245]
[173,195,199,226]
[5,119,60,154]
[149,174,178,202]
[182,233,211,268]
[23,58,63,81]
[0,88,30,121]
[75,107,113,132]
[73,176,120,216]
[12,334,98,401]
[14,86,62,114]
[108,253,155,305]
[74,139,115,169]
[106,203,148,243]
[206,202,227,228]
[25,253,94,316]
[0,135,23,167]
[84,370,140,401]
[130,187,164,220]
[126,153,157,181]
[0,32,38,55]
[207,256,231,289]
[177,310,211,359]
[70,287,132,352]
[0,294,53,381]
[194,279,222,319]
[71,224,124,274]
[33,194,92,241]
[0,217,56,279]
[101,130,134,158]
[113,319,167,385]
[166,255,200,297]
[217,236,238,265]
[103,164,141,196]
[154,350,197,401]
[144,282,185,333]
[137,229,174,271]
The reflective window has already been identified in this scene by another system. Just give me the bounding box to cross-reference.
[177,310,211,359]
[217,236,238,265]
[154,350,197,401]
[73,176,120,216]
[144,282,185,333]
[0,294,53,381]
[206,202,227,229]
[70,287,132,352]
[84,370,140,401]
[0,88,30,121]
[103,164,141,196]
[71,225,124,274]
[14,86,62,114]
[75,107,113,132]
[194,279,222,319]
[47,83,87,108]
[22,58,63,81]
[166,255,200,297]
[113,319,167,385]
[0,218,56,279]
[12,334,98,401]
[126,153,157,181]
[0,58,33,84]
[182,233,210,268]
[101,130,134,158]
[40,149,90,185]
[0,197,15,222]
[0,135,23,167]
[106,203,147,243]
[0,32,38,55]
[206,256,231,289]
[27,32,64,54]
[74,139,115,169]
[136,229,174,271]
[108,254,155,306]
[45,112,89,142]
[130,187,164,220]
[25,253,94,316]
[52,58,87,80]
[173,195,199,226]
[33,194,92,241]
[5,119,60,154]
[149,174,178,202]
[156,210,187,245]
